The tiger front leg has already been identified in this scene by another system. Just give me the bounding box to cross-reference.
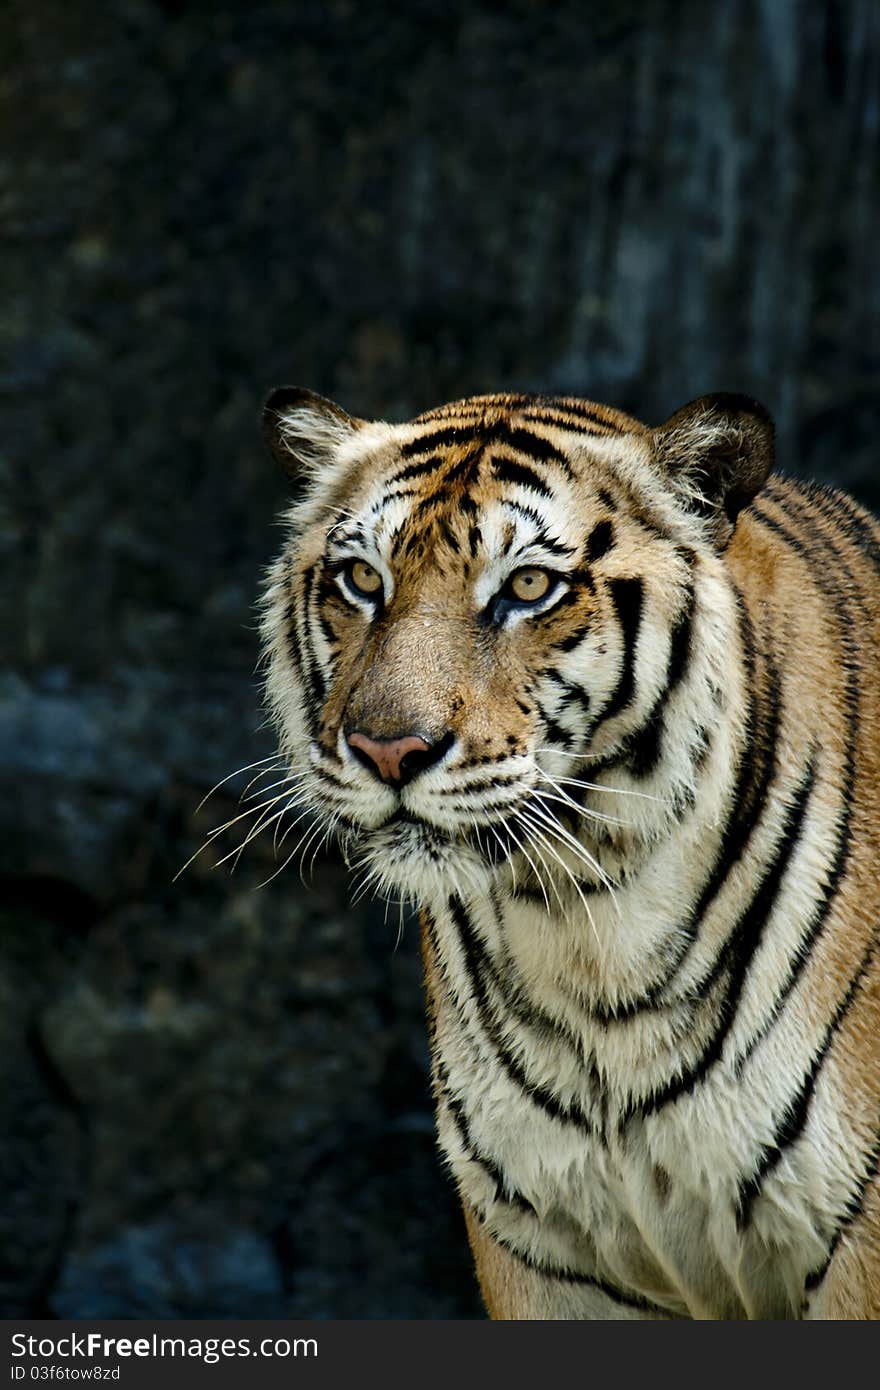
[802,1176,880,1320]
[461,1204,674,1320]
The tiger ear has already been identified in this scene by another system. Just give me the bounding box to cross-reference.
[652,393,774,548]
[262,386,362,486]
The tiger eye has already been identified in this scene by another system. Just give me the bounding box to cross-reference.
[509,567,551,603]
[349,560,383,596]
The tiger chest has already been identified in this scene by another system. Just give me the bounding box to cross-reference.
[429,959,816,1320]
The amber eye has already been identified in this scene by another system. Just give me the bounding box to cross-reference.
[508,567,552,603]
[346,559,383,598]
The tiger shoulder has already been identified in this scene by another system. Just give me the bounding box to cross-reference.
[258,387,880,1320]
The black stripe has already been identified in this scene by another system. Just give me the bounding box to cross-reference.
[501,499,545,528]
[582,586,765,1023]
[626,580,695,778]
[436,772,522,796]
[400,425,479,457]
[447,896,597,1135]
[314,572,343,649]
[375,484,418,504]
[491,454,554,499]
[536,534,578,559]
[674,643,778,962]
[414,489,447,516]
[585,519,615,562]
[762,479,880,584]
[805,1128,880,1295]
[431,892,593,1089]
[535,702,577,749]
[444,445,484,486]
[541,398,625,431]
[494,423,574,474]
[438,516,460,552]
[294,564,325,728]
[822,488,880,572]
[767,477,880,576]
[435,1060,538,1218]
[285,600,307,701]
[628,759,817,1121]
[426,913,536,1212]
[751,499,825,571]
[734,503,859,1067]
[545,672,592,719]
[457,492,482,556]
[555,617,594,653]
[691,724,712,770]
[486,887,599,1062]
[542,589,587,621]
[624,711,663,780]
[735,938,877,1230]
[521,409,613,436]
[591,577,643,729]
[487,1226,671,1312]
[388,455,444,484]
[315,764,353,792]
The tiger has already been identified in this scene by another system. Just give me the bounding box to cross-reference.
[258,385,880,1320]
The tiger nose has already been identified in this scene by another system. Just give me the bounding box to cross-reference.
[346,732,434,787]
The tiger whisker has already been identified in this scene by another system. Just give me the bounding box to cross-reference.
[241,770,308,803]
[174,795,291,878]
[511,814,571,923]
[467,815,487,864]
[532,753,670,803]
[499,816,553,911]
[225,792,314,873]
[521,797,619,894]
[201,783,310,844]
[251,812,328,891]
[394,898,407,954]
[194,754,285,814]
[214,804,298,870]
[310,809,342,876]
[482,820,519,894]
[351,863,383,906]
[531,770,632,829]
[239,761,295,801]
[297,816,332,888]
[174,787,303,882]
[210,795,307,869]
[274,803,315,853]
[231,802,300,873]
[524,803,622,924]
[516,810,603,951]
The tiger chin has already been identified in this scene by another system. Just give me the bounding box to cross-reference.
[258,385,880,1321]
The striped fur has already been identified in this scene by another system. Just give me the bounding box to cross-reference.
[259,388,880,1320]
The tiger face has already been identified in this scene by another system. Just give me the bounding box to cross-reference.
[260,389,772,908]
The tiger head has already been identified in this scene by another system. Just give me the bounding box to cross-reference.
[259,389,773,907]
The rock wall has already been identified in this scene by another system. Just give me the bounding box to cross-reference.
[1,0,878,1317]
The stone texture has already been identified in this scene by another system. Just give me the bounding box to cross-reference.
[1,0,877,1318]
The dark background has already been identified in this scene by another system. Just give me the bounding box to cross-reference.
[2,0,878,1318]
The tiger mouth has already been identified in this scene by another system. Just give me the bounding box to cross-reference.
[379,808,459,846]
[384,807,426,827]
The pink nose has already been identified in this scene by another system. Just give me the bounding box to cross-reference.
[346,732,432,786]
